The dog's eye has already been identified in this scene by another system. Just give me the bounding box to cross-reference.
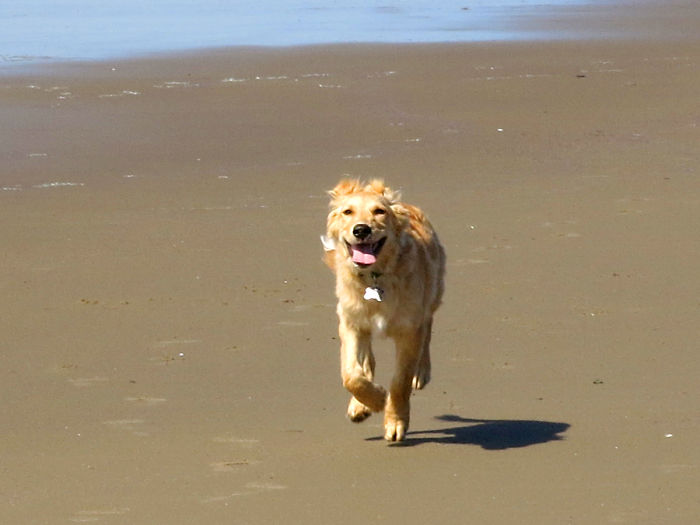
[342,209,353,215]
[373,208,386,215]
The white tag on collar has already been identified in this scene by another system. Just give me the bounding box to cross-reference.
[364,286,384,302]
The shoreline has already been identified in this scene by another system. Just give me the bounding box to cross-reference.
[2,0,700,73]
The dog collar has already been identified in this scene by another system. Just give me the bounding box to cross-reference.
[364,287,383,301]
[357,270,382,282]
[363,271,384,302]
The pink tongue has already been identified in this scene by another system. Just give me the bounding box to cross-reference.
[351,245,376,265]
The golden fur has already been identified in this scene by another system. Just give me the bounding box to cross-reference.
[323,179,445,441]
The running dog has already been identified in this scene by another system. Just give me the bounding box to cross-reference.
[322,179,445,441]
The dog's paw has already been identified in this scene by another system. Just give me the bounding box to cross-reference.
[347,397,372,423]
[384,415,408,442]
[412,365,431,390]
[384,392,409,441]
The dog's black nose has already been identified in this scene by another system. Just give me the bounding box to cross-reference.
[353,223,372,240]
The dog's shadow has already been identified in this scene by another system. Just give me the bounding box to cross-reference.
[368,414,570,448]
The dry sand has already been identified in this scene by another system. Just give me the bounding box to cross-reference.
[2,17,700,525]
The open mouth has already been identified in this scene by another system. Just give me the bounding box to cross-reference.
[346,237,386,267]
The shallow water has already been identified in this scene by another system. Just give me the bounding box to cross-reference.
[1,0,610,65]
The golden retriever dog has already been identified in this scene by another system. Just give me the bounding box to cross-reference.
[322,179,445,441]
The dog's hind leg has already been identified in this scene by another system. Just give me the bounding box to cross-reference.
[412,317,432,390]
[339,320,387,414]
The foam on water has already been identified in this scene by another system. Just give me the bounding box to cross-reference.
[1,0,612,67]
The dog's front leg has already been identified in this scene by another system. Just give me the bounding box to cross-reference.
[339,318,386,414]
[347,345,376,423]
[384,327,424,441]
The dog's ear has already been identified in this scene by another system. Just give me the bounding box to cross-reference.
[320,235,336,251]
[390,202,411,230]
[391,202,433,240]
[365,179,386,195]
[366,179,402,204]
[383,185,401,205]
[328,179,361,202]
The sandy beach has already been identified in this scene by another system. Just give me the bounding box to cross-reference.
[2,7,700,524]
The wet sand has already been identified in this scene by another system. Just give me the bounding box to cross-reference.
[3,27,700,525]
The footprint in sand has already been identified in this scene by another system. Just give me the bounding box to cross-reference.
[658,463,696,474]
[277,321,309,327]
[201,482,286,503]
[68,377,109,388]
[209,459,261,472]
[212,436,259,447]
[124,396,167,407]
[606,509,648,523]
[209,436,262,472]
[69,508,130,522]
[154,338,202,348]
[102,419,149,437]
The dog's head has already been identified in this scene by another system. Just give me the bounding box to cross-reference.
[325,179,405,269]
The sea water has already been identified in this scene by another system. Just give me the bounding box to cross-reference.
[1,0,611,66]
